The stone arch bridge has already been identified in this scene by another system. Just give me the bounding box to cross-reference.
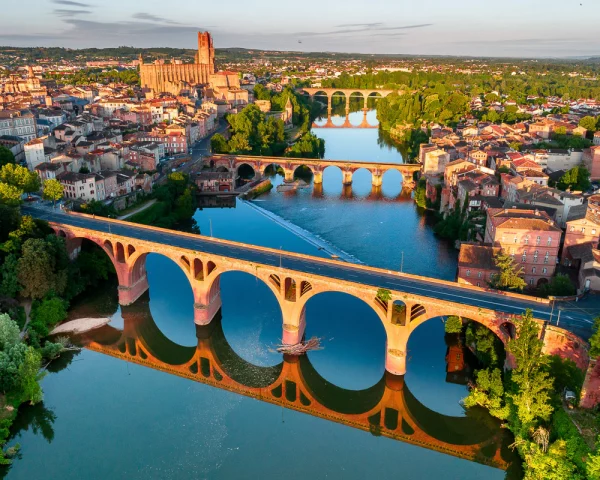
[209,154,421,187]
[47,211,590,380]
[79,300,514,469]
[299,87,400,129]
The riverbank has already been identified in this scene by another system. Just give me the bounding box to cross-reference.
[241,199,362,264]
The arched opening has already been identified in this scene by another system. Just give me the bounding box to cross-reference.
[216,165,229,173]
[311,90,329,125]
[367,92,383,113]
[293,165,313,183]
[299,281,312,298]
[391,300,407,326]
[193,258,204,281]
[269,274,281,291]
[350,167,372,197]
[236,163,256,186]
[132,253,196,346]
[322,165,343,196]
[206,261,216,277]
[103,240,114,258]
[500,321,516,339]
[263,163,284,189]
[330,91,347,125]
[115,242,125,263]
[180,255,191,275]
[127,245,135,258]
[347,92,365,125]
[381,168,403,198]
[57,230,67,238]
[537,278,549,287]
[218,271,283,367]
[410,304,426,323]
[302,291,386,390]
[284,277,297,302]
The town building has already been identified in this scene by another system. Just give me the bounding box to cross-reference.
[0,109,36,142]
[457,244,501,287]
[484,208,562,287]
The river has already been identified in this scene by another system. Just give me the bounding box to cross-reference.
[3,111,515,479]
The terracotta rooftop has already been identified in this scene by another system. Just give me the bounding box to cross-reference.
[458,244,501,270]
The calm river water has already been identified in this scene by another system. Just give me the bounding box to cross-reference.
[4,111,515,479]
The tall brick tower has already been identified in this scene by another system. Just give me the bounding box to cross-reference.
[198,32,215,74]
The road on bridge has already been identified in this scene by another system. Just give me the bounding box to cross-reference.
[24,206,595,339]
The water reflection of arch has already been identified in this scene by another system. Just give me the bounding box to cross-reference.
[80,301,511,470]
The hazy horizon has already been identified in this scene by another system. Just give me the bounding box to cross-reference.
[1,0,599,58]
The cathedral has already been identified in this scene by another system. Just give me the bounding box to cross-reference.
[139,31,217,95]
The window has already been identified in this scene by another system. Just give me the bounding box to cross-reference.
[547,237,552,246]
[529,279,534,285]
[522,253,527,263]
[570,226,574,232]
[593,229,597,235]
[532,267,536,274]
[478,271,482,278]
[466,269,470,277]
[582,228,586,234]
[536,235,541,245]
[544,252,549,264]
[524,236,529,244]
[542,268,547,274]
[514,236,518,243]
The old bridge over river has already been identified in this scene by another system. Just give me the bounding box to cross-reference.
[27,206,594,404]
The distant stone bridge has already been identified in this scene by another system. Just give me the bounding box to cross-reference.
[207,154,421,186]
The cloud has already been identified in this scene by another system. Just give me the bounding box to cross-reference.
[132,13,181,25]
[54,8,92,17]
[52,0,90,6]
[336,22,383,28]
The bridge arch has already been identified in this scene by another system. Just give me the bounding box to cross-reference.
[236,162,257,183]
[292,164,314,181]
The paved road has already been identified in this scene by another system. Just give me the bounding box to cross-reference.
[24,206,596,340]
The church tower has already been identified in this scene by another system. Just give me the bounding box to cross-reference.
[198,31,215,74]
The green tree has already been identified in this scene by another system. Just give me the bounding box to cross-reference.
[0,146,15,168]
[589,316,600,359]
[557,166,591,192]
[18,347,44,405]
[376,288,392,303]
[546,355,584,398]
[17,238,67,300]
[538,274,576,298]
[463,368,509,419]
[42,179,63,206]
[29,297,68,337]
[507,309,553,432]
[0,164,40,194]
[579,115,597,133]
[0,342,28,393]
[588,448,600,480]
[0,182,23,207]
[445,315,463,334]
[0,204,21,243]
[0,314,20,351]
[522,440,579,480]
[210,134,230,154]
[490,251,527,291]
[0,254,19,298]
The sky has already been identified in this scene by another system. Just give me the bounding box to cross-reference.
[0,0,599,58]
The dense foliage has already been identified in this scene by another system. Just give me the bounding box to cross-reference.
[45,68,139,86]
[463,310,597,479]
[129,172,199,232]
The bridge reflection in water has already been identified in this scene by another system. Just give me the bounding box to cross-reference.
[77,294,515,471]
